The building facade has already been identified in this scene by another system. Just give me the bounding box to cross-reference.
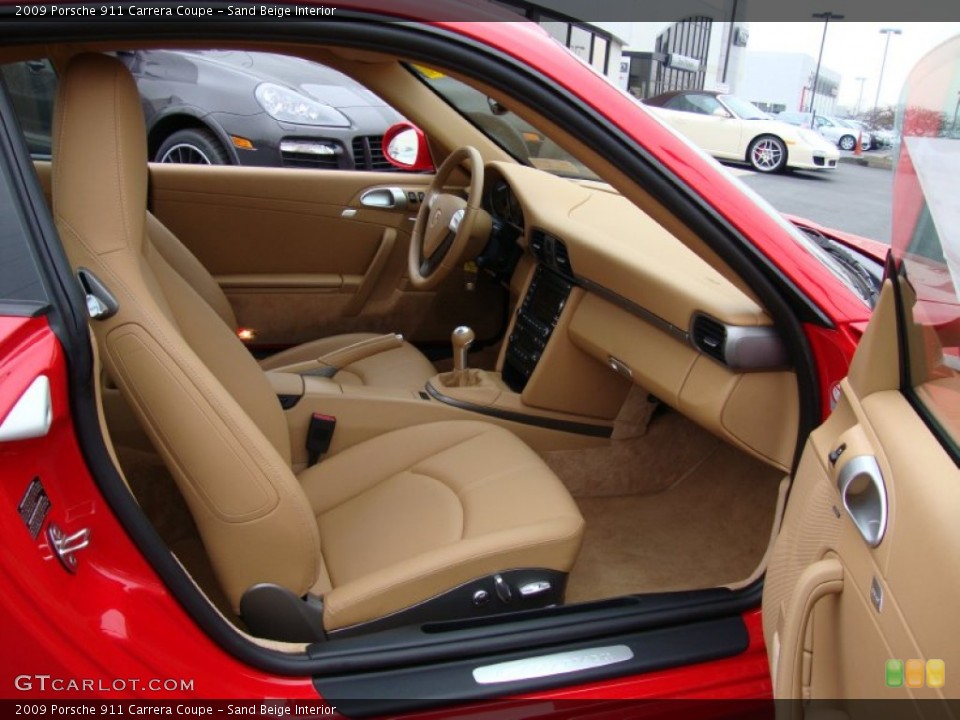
[736,52,841,115]
[495,3,750,101]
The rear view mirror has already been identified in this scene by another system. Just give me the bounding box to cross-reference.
[382,122,434,172]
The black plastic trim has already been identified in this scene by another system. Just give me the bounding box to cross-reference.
[426,382,612,438]
[5,18,786,680]
[0,300,50,317]
[317,616,749,718]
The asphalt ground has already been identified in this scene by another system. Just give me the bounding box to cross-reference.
[723,156,894,244]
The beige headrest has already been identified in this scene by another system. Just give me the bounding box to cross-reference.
[52,53,148,257]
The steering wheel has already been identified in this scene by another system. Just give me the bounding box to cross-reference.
[408,146,485,290]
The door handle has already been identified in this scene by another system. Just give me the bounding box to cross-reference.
[837,455,887,548]
[359,187,407,210]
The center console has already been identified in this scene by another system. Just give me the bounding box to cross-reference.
[503,265,573,392]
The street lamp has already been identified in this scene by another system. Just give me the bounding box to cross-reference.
[810,12,844,126]
[855,76,867,115]
[873,28,902,113]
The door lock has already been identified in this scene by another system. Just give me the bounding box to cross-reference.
[47,523,91,573]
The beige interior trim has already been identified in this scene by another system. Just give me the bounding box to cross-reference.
[343,228,396,315]
[214,274,350,290]
[772,556,844,700]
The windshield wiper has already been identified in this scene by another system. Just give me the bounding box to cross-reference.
[799,226,880,308]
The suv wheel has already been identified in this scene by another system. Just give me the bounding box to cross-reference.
[155,128,230,165]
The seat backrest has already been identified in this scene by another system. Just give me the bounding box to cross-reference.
[52,53,321,611]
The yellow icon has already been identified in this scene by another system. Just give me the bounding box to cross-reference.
[927,659,945,689]
[905,659,925,688]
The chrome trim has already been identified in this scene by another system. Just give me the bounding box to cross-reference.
[473,645,634,685]
[837,455,887,548]
[47,523,91,574]
[360,187,407,210]
[689,311,789,371]
[279,140,339,156]
[0,375,52,442]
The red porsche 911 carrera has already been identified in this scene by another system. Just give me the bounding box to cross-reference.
[0,4,957,716]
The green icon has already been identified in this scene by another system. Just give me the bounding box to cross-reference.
[886,659,904,687]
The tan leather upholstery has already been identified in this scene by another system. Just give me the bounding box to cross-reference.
[53,53,583,633]
[145,153,434,391]
[259,332,437,389]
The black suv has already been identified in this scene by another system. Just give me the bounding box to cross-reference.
[118,49,404,170]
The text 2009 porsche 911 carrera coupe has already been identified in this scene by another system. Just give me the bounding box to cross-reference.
[0,4,957,715]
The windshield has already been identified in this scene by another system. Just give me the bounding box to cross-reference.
[720,94,770,120]
[408,65,599,181]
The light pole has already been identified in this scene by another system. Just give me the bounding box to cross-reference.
[810,12,843,125]
[855,76,867,115]
[873,28,902,113]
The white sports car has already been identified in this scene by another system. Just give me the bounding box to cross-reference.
[644,91,840,173]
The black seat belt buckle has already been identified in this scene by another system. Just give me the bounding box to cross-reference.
[306,413,336,467]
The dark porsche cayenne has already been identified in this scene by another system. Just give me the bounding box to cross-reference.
[117,49,404,170]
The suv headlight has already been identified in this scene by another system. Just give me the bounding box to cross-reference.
[255,83,350,127]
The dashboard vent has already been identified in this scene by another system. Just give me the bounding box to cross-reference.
[553,240,574,278]
[692,314,727,363]
[529,229,574,279]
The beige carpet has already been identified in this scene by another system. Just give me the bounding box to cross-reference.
[565,440,783,603]
[543,408,724,497]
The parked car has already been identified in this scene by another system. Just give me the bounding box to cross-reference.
[1,8,957,714]
[119,49,404,169]
[777,110,865,151]
[643,90,840,172]
[834,117,875,150]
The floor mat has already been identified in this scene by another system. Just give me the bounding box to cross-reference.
[565,442,783,603]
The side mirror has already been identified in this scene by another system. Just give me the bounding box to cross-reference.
[382,122,434,172]
[712,107,732,119]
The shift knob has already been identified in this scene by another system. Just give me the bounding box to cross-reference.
[452,326,475,372]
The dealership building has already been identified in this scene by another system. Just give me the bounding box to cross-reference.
[500,3,751,99]
[735,52,841,115]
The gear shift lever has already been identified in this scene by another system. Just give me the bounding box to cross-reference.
[452,326,475,373]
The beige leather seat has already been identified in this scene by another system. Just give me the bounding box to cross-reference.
[147,212,437,388]
[52,53,583,638]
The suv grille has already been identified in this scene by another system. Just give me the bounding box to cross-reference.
[352,136,397,171]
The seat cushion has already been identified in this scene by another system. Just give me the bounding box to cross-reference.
[298,421,584,631]
[259,332,436,389]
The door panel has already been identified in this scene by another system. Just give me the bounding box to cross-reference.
[148,164,505,348]
[764,282,960,705]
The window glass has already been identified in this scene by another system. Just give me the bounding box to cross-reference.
[3,51,410,172]
[0,59,57,158]
[889,35,960,460]
[410,65,599,181]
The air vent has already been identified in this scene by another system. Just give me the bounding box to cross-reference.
[692,314,727,363]
[553,239,574,278]
[529,230,574,278]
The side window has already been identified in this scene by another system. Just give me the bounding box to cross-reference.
[680,95,722,116]
[0,74,50,307]
[894,149,960,461]
[0,59,57,158]
[3,51,411,172]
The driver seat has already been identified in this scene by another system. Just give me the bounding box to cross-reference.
[52,53,584,637]
[147,213,437,388]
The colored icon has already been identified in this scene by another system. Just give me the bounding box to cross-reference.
[927,659,945,689]
[886,659,904,687]
[906,659,925,688]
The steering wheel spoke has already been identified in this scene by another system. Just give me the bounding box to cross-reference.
[408,146,484,290]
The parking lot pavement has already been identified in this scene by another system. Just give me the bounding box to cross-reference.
[724,161,893,243]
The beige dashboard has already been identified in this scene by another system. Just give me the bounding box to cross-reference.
[486,161,799,472]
